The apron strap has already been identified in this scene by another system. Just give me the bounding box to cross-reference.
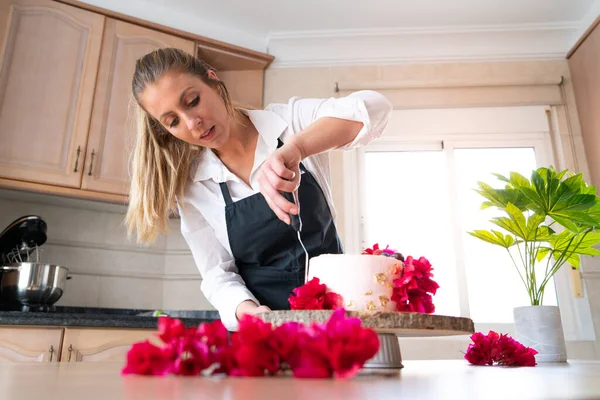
[220,138,308,206]
[219,182,233,206]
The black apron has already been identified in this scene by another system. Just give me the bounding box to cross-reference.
[219,139,343,310]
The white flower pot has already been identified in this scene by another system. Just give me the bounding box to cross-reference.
[513,305,567,363]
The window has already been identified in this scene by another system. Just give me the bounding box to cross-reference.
[343,106,595,339]
[362,146,557,324]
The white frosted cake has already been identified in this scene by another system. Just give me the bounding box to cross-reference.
[307,254,403,312]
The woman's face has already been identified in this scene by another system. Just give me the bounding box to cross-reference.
[140,71,231,149]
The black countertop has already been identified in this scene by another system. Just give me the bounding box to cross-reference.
[0,306,221,329]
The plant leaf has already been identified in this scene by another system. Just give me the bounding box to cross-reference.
[492,173,510,183]
[536,247,552,262]
[510,172,532,190]
[505,203,528,238]
[468,230,514,248]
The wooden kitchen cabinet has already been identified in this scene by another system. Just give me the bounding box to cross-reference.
[568,19,600,188]
[0,0,104,187]
[0,327,63,362]
[60,327,155,362]
[82,19,195,195]
[0,0,273,203]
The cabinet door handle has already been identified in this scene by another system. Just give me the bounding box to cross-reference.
[73,146,81,172]
[87,150,96,176]
[67,344,73,362]
[49,345,54,362]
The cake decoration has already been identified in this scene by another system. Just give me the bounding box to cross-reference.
[379,295,390,307]
[290,243,439,314]
[288,277,344,310]
[375,273,387,285]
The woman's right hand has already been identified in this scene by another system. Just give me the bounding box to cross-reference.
[235,300,271,320]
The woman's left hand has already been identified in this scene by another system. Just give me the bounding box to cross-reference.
[256,141,304,224]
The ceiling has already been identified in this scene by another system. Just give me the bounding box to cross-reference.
[80,0,600,66]
[146,0,595,34]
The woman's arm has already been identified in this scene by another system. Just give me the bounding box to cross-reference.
[257,90,393,224]
[178,202,260,331]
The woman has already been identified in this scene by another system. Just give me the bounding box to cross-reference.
[126,48,392,331]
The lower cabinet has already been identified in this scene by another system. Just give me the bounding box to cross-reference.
[0,327,64,362]
[0,326,155,363]
[60,328,156,362]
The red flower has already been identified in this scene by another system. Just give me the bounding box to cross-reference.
[157,316,187,342]
[287,326,332,378]
[325,309,380,379]
[496,334,538,367]
[465,331,537,367]
[392,256,439,314]
[122,341,170,376]
[168,338,212,376]
[123,308,381,379]
[227,315,280,376]
[197,319,229,348]
[269,321,305,361]
[362,243,396,256]
[464,331,499,365]
[323,292,345,310]
[289,278,344,310]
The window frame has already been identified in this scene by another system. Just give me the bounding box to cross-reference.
[342,130,595,340]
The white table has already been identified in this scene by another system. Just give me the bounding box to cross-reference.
[2,359,600,400]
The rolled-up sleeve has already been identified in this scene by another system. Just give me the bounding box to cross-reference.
[287,90,392,150]
[178,202,258,331]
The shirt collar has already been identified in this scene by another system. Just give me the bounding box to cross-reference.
[192,109,288,183]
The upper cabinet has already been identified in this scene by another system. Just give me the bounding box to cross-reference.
[0,0,104,188]
[568,19,600,189]
[82,20,194,195]
[0,0,273,202]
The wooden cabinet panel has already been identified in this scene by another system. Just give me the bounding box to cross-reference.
[82,19,195,195]
[61,327,155,362]
[0,327,63,362]
[219,69,264,109]
[0,0,104,187]
[568,23,600,188]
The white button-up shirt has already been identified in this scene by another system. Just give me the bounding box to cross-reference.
[177,90,392,331]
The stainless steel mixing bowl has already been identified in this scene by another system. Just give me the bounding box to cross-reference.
[0,263,70,306]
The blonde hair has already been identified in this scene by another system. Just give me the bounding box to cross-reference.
[126,47,235,243]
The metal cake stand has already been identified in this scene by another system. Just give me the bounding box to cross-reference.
[258,310,475,369]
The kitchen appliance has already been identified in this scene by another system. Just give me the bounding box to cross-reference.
[0,215,70,310]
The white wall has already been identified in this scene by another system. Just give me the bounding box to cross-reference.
[0,189,214,311]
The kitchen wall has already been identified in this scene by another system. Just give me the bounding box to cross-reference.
[263,58,600,359]
[0,189,212,311]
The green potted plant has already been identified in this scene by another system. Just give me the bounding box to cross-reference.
[468,166,600,362]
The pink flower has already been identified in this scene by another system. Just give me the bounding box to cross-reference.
[197,319,229,348]
[287,326,332,378]
[168,338,212,376]
[289,278,345,310]
[157,316,187,343]
[122,341,170,376]
[269,322,305,361]
[392,256,439,314]
[325,309,380,379]
[464,331,499,365]
[323,292,345,310]
[496,334,538,367]
[289,278,327,310]
[227,315,281,376]
[122,308,381,379]
[464,331,537,367]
